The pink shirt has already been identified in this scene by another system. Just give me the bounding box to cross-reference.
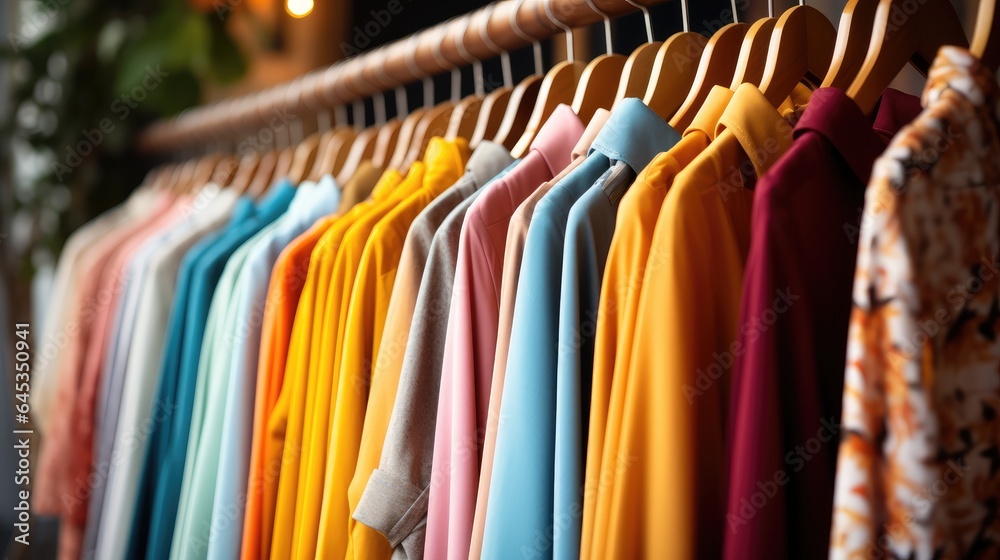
[58,195,193,560]
[34,190,171,518]
[425,105,584,560]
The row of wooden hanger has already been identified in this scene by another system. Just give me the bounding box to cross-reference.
[148,0,1000,197]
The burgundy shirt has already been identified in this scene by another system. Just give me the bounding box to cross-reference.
[724,88,922,560]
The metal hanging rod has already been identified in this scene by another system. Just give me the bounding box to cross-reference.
[137,0,670,154]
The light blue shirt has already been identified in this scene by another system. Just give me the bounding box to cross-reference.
[206,176,340,560]
[483,99,678,559]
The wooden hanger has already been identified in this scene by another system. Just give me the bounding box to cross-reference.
[570,0,626,124]
[281,77,321,185]
[469,4,514,148]
[642,0,708,119]
[336,123,379,185]
[846,0,967,115]
[402,101,456,171]
[210,155,239,188]
[400,26,459,172]
[492,0,545,150]
[971,0,1000,70]
[372,115,403,169]
[613,0,660,105]
[228,152,262,193]
[758,5,836,107]
[820,0,881,88]
[730,7,778,88]
[314,127,358,180]
[669,21,749,131]
[511,0,586,158]
[247,149,280,198]
[388,107,426,170]
[176,152,222,193]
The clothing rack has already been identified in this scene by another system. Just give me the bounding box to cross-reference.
[137,0,673,154]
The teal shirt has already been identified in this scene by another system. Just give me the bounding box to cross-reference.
[141,180,295,560]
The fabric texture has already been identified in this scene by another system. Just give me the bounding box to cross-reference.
[831,47,1000,560]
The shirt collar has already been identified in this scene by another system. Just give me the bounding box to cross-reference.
[793,87,923,183]
[793,87,886,183]
[528,104,585,174]
[255,178,296,218]
[924,46,1000,110]
[573,108,611,159]
[423,137,470,188]
[589,98,681,172]
[871,88,923,139]
[686,86,734,139]
[465,140,515,188]
[716,83,795,179]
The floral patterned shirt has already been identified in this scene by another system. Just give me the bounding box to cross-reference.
[831,47,1000,560]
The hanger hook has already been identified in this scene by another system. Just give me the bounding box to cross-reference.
[404,33,433,109]
[768,0,774,18]
[435,19,460,103]
[302,71,331,134]
[370,46,391,124]
[585,0,614,55]
[544,0,574,63]
[623,0,653,43]
[284,76,305,146]
[456,11,485,95]
[395,86,408,119]
[731,0,739,23]
[511,0,542,74]
[480,2,512,88]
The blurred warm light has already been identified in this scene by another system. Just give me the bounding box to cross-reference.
[286,0,313,18]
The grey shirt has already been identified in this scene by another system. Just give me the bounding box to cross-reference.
[353,148,517,560]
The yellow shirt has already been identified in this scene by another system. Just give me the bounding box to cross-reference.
[250,166,384,560]
[316,138,469,560]
[581,87,733,560]
[268,169,403,560]
[273,163,418,560]
[596,83,806,559]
